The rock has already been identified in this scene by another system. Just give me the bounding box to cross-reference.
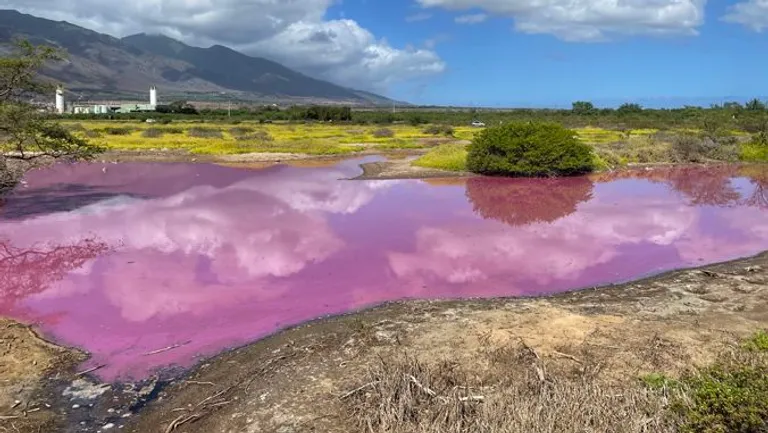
[374,330,397,344]
[63,379,111,400]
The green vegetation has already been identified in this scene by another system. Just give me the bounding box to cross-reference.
[642,331,768,433]
[741,133,768,162]
[372,128,395,138]
[56,118,768,170]
[467,121,594,176]
[571,101,596,115]
[187,127,224,139]
[412,143,468,171]
[422,124,455,136]
[0,40,101,192]
[141,128,163,138]
[743,330,768,352]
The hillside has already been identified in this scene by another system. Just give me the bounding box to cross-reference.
[0,9,397,105]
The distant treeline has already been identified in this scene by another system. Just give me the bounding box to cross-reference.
[64,99,768,133]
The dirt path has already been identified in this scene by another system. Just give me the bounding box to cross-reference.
[2,252,767,432]
[352,156,470,180]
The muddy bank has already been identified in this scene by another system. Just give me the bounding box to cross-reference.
[0,319,85,432]
[97,149,419,165]
[119,252,768,432]
[99,149,465,180]
[2,251,766,432]
[90,150,767,181]
[352,156,471,180]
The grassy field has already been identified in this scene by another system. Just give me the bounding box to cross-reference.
[61,121,477,156]
[412,143,468,171]
[58,121,767,171]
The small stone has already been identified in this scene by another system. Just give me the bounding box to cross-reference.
[102,423,115,430]
[121,413,132,418]
[107,408,115,413]
[72,404,80,409]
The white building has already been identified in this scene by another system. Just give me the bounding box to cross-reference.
[55,86,65,114]
[149,85,157,107]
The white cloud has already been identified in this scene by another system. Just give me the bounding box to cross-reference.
[455,13,488,24]
[406,12,433,22]
[722,0,768,32]
[6,0,445,91]
[417,0,706,41]
[239,20,445,90]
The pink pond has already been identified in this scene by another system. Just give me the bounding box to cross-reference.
[0,160,766,381]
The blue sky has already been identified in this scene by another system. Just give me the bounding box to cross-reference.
[9,0,768,107]
[329,0,768,107]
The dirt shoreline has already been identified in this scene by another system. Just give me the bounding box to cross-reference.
[1,250,767,432]
[97,149,756,181]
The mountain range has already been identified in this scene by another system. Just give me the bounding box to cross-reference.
[0,9,397,106]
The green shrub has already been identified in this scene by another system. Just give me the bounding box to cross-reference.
[372,128,395,138]
[103,127,134,135]
[83,129,102,138]
[640,372,678,390]
[163,127,184,134]
[644,331,768,433]
[467,121,594,177]
[236,130,273,142]
[743,330,768,352]
[229,126,255,137]
[673,363,768,433]
[741,133,768,162]
[65,123,86,132]
[671,134,708,163]
[188,127,223,139]
[141,128,164,138]
[423,124,455,136]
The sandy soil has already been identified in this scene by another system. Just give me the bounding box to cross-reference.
[2,251,766,432]
[0,319,85,432]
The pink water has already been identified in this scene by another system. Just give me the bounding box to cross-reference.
[0,160,766,381]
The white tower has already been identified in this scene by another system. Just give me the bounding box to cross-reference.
[55,86,65,114]
[149,85,157,107]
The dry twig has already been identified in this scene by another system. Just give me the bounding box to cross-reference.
[75,364,105,377]
[553,351,584,364]
[339,381,379,399]
[143,341,191,356]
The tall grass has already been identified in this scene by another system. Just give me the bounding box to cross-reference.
[342,347,672,433]
[412,143,468,172]
[341,331,768,433]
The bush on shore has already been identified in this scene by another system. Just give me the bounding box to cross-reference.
[423,124,455,137]
[467,121,594,177]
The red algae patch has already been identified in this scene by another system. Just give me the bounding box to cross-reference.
[0,161,766,381]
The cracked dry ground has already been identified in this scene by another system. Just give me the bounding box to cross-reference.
[2,252,768,433]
